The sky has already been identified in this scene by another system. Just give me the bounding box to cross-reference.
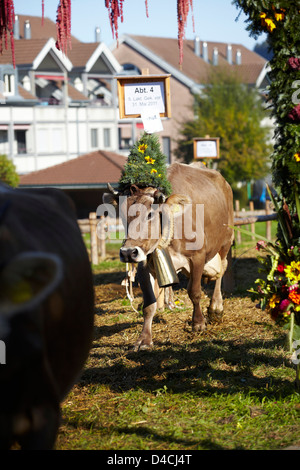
[13,0,267,51]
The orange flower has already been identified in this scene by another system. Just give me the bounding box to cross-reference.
[289,290,300,305]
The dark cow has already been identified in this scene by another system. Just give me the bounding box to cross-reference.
[0,183,94,449]
[104,162,234,351]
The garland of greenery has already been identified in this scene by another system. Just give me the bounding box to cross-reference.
[233,0,300,387]
[118,132,172,196]
[233,1,300,207]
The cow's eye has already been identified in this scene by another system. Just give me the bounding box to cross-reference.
[148,211,154,220]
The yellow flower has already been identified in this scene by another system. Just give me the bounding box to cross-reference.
[151,168,157,174]
[138,144,148,153]
[294,153,300,162]
[145,156,155,164]
[265,18,276,32]
[158,174,162,177]
[274,11,284,21]
[284,261,300,282]
[269,294,280,309]
[260,12,276,32]
[272,5,285,22]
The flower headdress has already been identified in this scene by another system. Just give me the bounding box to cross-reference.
[118,132,172,196]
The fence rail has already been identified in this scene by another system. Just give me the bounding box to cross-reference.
[233,200,276,243]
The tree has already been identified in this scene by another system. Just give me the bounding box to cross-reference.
[175,68,272,186]
[0,154,19,187]
[232,2,300,383]
[232,0,300,208]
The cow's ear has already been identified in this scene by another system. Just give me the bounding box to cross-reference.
[153,190,166,205]
[0,252,63,320]
[165,194,191,212]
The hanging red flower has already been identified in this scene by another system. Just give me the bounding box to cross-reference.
[55,0,72,54]
[177,0,194,66]
[105,0,125,43]
[145,0,149,18]
[0,0,195,69]
[0,0,15,68]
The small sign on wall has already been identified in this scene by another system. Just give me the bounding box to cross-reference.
[193,137,220,159]
[116,74,171,119]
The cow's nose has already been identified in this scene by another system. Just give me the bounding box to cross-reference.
[120,247,139,263]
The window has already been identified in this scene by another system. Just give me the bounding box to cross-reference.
[103,128,111,148]
[162,136,171,164]
[4,74,15,95]
[91,129,98,148]
[0,130,8,154]
[122,63,141,75]
[15,130,27,154]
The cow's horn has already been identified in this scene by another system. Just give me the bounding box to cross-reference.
[107,183,119,195]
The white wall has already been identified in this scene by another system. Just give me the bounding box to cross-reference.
[0,105,119,173]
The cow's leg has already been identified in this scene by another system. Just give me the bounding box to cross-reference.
[208,248,230,322]
[188,256,206,332]
[134,263,157,351]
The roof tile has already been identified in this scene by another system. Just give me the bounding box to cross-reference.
[19,150,127,186]
[126,35,266,84]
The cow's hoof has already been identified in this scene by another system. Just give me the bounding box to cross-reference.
[192,322,206,333]
[132,340,153,352]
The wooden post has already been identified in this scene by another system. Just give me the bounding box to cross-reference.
[98,215,106,260]
[89,212,98,265]
[235,200,241,244]
[249,200,255,240]
[223,246,234,293]
[265,200,271,240]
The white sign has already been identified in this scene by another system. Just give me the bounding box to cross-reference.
[141,109,163,134]
[196,140,218,158]
[124,81,165,116]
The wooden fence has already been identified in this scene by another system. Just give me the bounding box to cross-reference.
[78,213,106,265]
[79,201,277,265]
[222,199,277,292]
[233,200,277,243]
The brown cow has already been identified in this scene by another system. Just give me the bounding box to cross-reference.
[104,162,233,351]
[0,183,94,449]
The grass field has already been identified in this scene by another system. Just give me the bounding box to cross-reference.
[55,221,300,450]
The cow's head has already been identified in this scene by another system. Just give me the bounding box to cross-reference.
[103,184,191,263]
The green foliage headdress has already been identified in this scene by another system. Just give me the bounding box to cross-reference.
[118,133,172,196]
